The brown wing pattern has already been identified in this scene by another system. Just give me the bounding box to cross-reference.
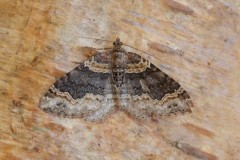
[39,39,193,121]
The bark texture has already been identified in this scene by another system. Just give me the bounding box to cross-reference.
[0,0,240,159]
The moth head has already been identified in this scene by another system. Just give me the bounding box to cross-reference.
[113,37,123,50]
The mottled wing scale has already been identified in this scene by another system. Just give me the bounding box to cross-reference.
[122,63,193,119]
[114,52,193,119]
[39,53,118,121]
[39,39,193,121]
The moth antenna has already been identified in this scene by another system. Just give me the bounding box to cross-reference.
[95,47,113,51]
[79,36,160,60]
[122,43,154,57]
[78,36,113,43]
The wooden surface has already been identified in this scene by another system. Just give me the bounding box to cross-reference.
[0,0,240,159]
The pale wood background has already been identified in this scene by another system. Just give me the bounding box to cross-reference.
[0,0,239,159]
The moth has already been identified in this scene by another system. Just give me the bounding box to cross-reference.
[39,38,193,121]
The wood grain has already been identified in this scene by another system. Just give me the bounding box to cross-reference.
[0,0,239,159]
